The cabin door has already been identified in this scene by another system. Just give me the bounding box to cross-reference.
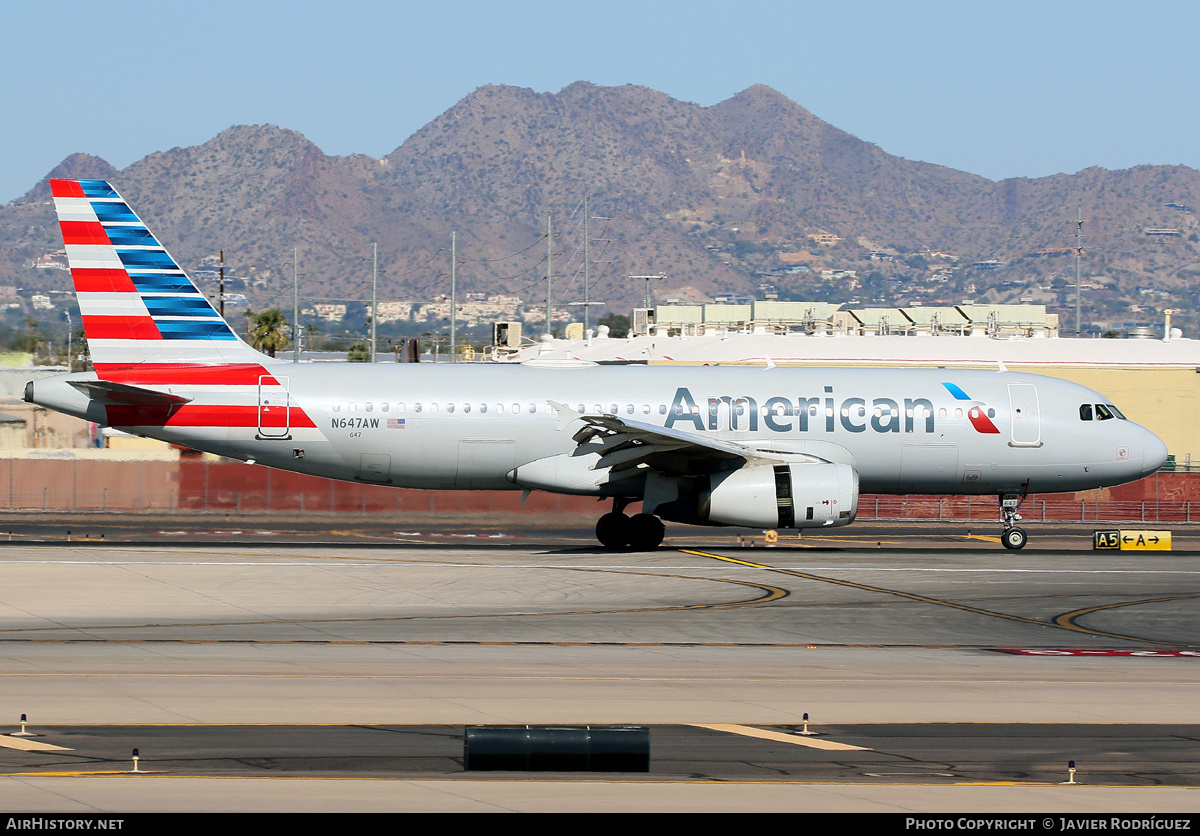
[1007,384,1042,447]
[257,375,291,439]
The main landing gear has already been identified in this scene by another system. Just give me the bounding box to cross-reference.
[999,493,1027,550]
[596,499,665,551]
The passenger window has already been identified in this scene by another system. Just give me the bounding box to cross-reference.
[447,403,455,413]
[987,408,995,418]
[349,403,357,413]
[479,403,487,413]
[643,405,650,414]
[659,404,666,414]
[463,403,471,413]
[626,404,634,414]
[1095,404,1113,421]
[528,404,536,413]
[577,404,585,413]
[496,404,504,414]
[609,404,618,414]
[381,403,389,412]
[397,403,405,413]
[414,403,422,413]
[512,403,520,413]
[429,403,438,414]
[1080,404,1093,421]
[365,402,373,412]
[955,408,963,418]
[333,403,341,413]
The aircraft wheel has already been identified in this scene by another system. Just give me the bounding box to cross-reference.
[627,514,665,551]
[596,512,631,549]
[1001,527,1027,550]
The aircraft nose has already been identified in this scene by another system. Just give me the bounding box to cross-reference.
[1141,428,1168,476]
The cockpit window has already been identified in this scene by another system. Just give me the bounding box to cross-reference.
[1107,404,1127,420]
[1095,404,1114,421]
[1080,404,1093,421]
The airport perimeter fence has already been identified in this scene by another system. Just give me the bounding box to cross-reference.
[0,457,1193,524]
[855,495,1196,524]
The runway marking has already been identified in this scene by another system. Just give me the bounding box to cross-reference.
[679,548,1199,647]
[1054,594,1200,635]
[0,736,72,752]
[691,723,869,751]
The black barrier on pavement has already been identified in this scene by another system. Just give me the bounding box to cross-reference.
[463,725,650,772]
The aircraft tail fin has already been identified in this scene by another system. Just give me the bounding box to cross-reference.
[49,178,267,372]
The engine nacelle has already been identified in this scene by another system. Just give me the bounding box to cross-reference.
[653,463,858,529]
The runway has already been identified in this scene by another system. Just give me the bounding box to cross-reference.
[1,523,1199,811]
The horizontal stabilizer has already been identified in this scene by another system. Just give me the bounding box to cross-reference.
[68,379,193,407]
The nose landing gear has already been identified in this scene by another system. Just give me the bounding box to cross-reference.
[999,492,1028,550]
[595,499,665,551]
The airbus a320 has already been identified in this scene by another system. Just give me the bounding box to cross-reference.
[25,179,1168,550]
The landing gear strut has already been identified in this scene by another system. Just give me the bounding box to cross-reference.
[999,492,1027,550]
[595,499,665,551]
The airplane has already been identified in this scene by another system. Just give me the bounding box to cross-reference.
[24,179,1168,551]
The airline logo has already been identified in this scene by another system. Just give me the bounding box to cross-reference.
[50,179,237,346]
[941,382,1001,434]
[49,179,314,433]
[49,178,266,372]
[663,384,1005,436]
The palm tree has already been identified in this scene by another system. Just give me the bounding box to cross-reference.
[247,308,290,358]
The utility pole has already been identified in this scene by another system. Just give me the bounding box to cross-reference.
[631,274,667,309]
[292,248,300,362]
[569,197,605,329]
[370,242,378,363]
[583,196,590,331]
[1074,201,1083,337]
[450,231,457,363]
[219,250,225,318]
[546,213,553,337]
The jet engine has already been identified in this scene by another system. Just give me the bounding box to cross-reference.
[650,462,858,529]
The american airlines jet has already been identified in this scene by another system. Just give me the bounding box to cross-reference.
[25,179,1167,550]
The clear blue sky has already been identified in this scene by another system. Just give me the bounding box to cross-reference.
[3,0,1197,203]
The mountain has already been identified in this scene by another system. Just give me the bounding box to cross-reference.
[3,82,1199,332]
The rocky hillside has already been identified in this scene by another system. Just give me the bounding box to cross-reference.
[3,82,1198,330]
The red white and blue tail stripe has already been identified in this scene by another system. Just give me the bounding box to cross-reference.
[50,178,266,370]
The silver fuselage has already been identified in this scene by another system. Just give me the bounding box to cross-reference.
[27,363,1167,497]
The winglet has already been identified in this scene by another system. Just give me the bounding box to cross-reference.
[763,355,776,369]
[997,359,1009,373]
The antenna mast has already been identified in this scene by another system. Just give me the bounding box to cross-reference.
[292,248,300,362]
[450,231,457,363]
[1074,201,1083,337]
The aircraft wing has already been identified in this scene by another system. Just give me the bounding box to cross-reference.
[549,401,791,478]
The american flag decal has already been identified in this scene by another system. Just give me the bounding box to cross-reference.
[387,418,406,429]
